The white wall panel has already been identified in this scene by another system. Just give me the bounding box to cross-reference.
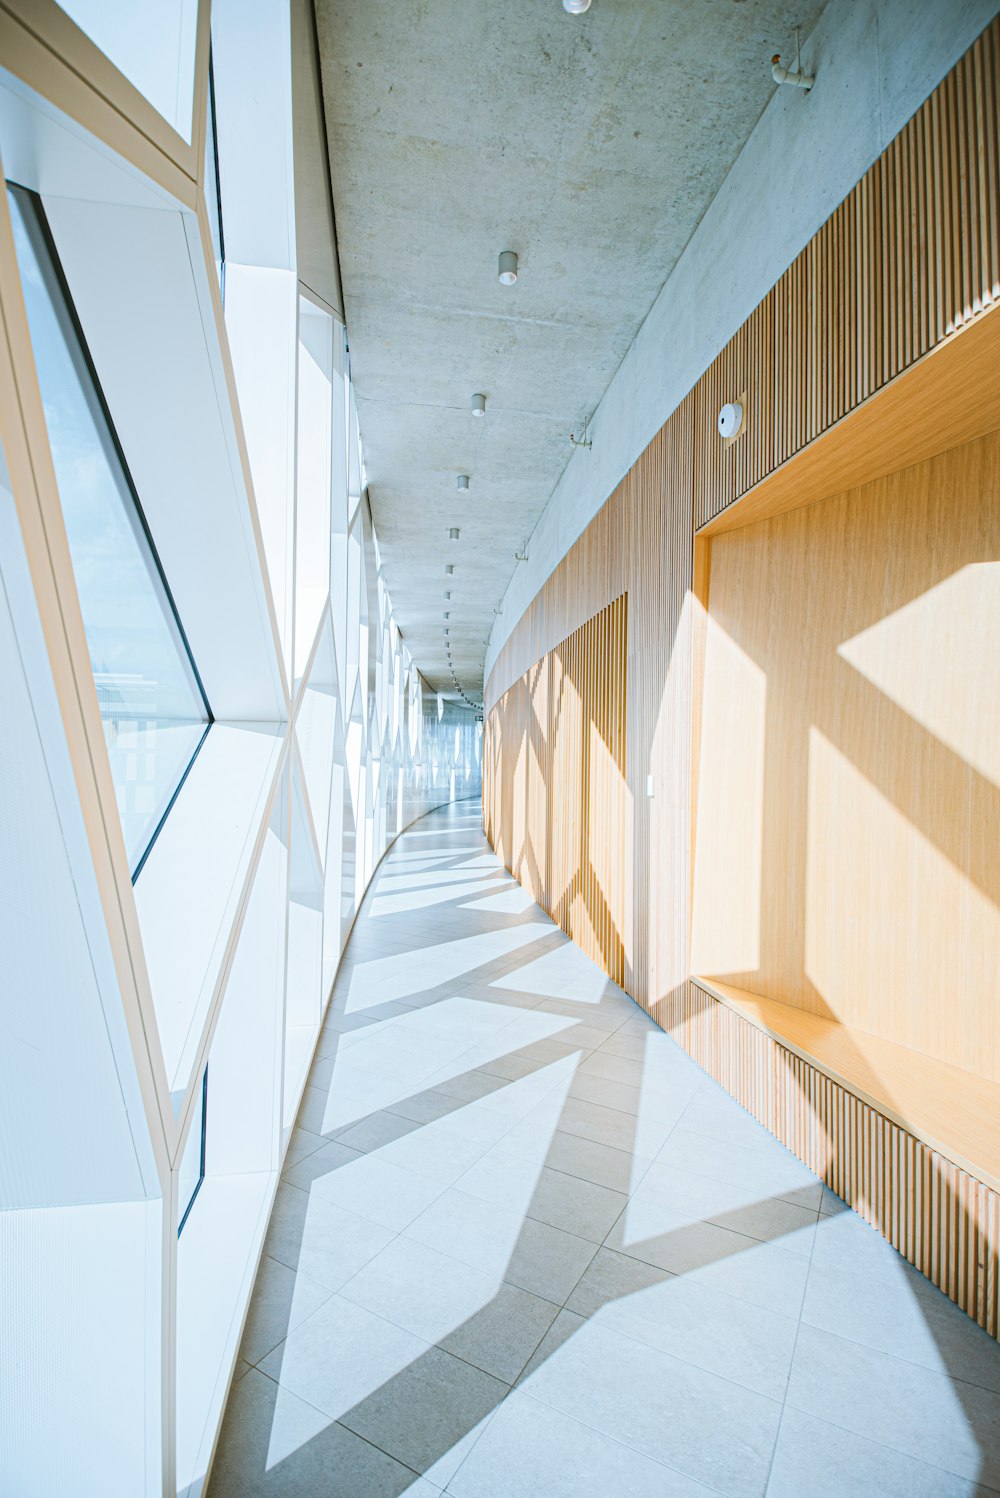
[44,195,286,721]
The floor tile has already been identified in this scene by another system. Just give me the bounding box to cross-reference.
[438,1280,560,1384]
[519,1314,782,1497]
[549,1094,675,1156]
[785,1323,1000,1488]
[258,1294,429,1423]
[405,1188,597,1304]
[454,1148,629,1242]
[514,1308,588,1384]
[447,1389,709,1498]
[239,1254,332,1367]
[338,1234,543,1363]
[337,1343,507,1484]
[657,1127,824,1210]
[282,1126,327,1168]
[636,1161,818,1255]
[566,1246,799,1400]
[767,1406,994,1497]
[304,1151,449,1230]
[280,1137,365,1191]
[803,1254,1000,1393]
[606,1190,810,1318]
[334,1110,421,1153]
[209,1368,433,1498]
[498,1122,654,1192]
[263,1183,395,1291]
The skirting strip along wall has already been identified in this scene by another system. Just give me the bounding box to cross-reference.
[484,18,1000,1340]
[677,983,1000,1339]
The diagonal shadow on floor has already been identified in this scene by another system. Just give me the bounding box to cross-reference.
[207,803,1000,1498]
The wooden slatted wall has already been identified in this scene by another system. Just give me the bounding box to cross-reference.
[484,397,695,1013]
[690,15,1000,528]
[680,981,1000,1341]
[483,18,1000,1336]
[483,595,630,985]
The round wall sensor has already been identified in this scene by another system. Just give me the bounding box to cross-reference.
[718,401,744,440]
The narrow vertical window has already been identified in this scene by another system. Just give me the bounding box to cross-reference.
[177,1065,208,1236]
[205,46,226,295]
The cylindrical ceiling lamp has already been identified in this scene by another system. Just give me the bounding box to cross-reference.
[457,473,470,492]
[498,250,518,285]
[449,527,460,541]
[471,393,486,417]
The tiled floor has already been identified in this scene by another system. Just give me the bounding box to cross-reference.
[210,801,1000,1498]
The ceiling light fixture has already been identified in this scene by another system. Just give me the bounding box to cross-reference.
[445,564,454,575]
[498,250,518,286]
[563,0,591,11]
[449,527,460,541]
[444,590,452,600]
[457,474,470,492]
[471,393,486,417]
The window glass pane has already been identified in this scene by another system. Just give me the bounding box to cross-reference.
[177,1066,207,1235]
[8,188,209,875]
[205,49,225,294]
[54,0,198,141]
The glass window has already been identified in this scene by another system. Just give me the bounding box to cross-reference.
[177,1065,208,1235]
[205,47,225,295]
[8,187,210,876]
[54,0,198,142]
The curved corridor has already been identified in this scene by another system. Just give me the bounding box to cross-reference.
[210,801,1000,1498]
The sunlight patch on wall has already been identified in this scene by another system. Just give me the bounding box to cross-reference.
[691,615,767,979]
[805,726,1000,1065]
[838,562,1000,788]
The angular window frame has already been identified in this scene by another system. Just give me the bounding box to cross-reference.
[7,184,213,881]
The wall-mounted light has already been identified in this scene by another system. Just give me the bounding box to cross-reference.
[498,250,518,286]
[718,401,744,440]
[471,393,486,417]
[457,473,470,492]
[449,527,460,541]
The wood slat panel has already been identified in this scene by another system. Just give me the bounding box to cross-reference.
[484,595,629,985]
[680,979,1000,1341]
[694,292,775,528]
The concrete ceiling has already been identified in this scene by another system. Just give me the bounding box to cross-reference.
[315,0,826,706]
